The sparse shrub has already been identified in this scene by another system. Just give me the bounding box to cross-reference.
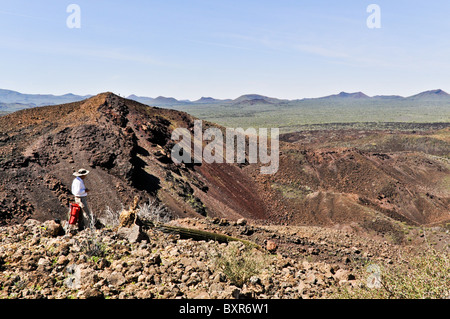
[211,242,269,287]
[73,228,105,258]
[100,205,124,228]
[333,248,449,299]
[100,198,171,228]
[137,198,172,225]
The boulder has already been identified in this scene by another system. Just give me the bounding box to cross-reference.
[119,196,139,228]
[236,218,247,226]
[119,209,136,228]
[333,269,355,282]
[83,288,104,299]
[304,271,317,284]
[266,240,278,253]
[117,224,148,243]
[108,271,126,287]
[43,220,63,237]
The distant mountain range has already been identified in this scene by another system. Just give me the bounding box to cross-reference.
[1,88,450,112]
[407,89,450,100]
[0,89,91,107]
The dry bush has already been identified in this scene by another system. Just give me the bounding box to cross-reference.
[137,198,172,225]
[99,205,124,228]
[211,242,270,288]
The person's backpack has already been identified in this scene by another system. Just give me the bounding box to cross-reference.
[69,203,81,225]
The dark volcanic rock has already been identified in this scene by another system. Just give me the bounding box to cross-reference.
[0,93,268,225]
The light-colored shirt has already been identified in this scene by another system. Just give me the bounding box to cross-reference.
[71,177,87,197]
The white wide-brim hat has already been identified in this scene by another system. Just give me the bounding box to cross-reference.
[73,168,90,177]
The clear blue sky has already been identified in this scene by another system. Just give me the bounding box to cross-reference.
[1,0,450,100]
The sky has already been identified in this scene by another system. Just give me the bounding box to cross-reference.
[1,0,450,100]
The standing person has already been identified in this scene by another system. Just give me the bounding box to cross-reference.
[71,168,95,230]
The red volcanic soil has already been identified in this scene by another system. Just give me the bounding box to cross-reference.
[247,127,449,230]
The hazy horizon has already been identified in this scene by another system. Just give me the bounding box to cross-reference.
[2,87,450,102]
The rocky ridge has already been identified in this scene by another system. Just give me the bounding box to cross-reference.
[1,212,425,300]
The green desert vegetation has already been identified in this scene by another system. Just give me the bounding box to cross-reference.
[211,242,271,288]
[332,247,449,299]
[174,99,450,134]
